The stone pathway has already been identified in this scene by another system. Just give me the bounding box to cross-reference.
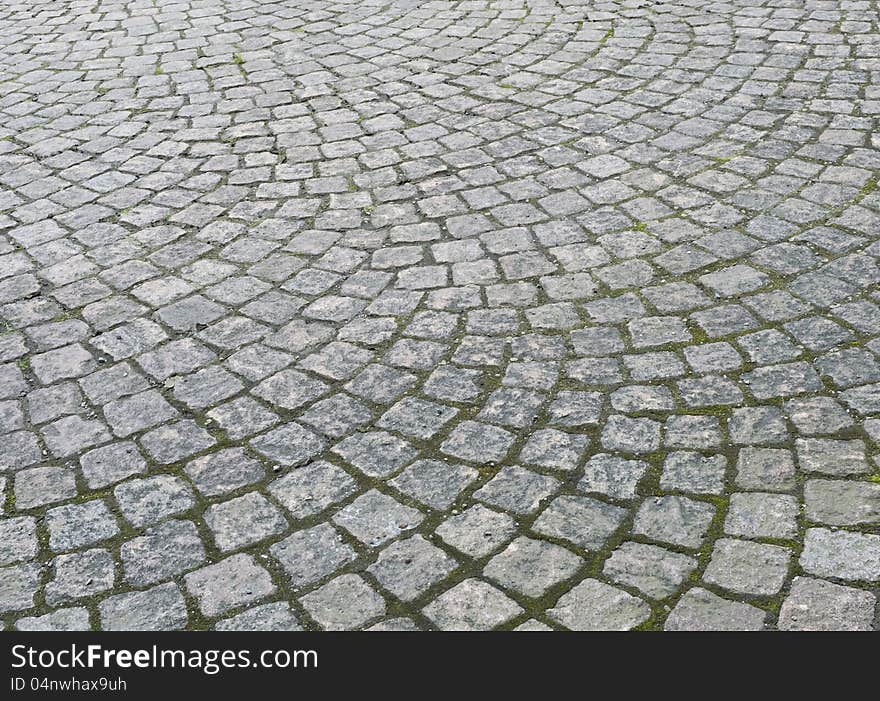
[1,0,879,631]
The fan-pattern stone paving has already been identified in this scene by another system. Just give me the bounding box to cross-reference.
[1,0,879,631]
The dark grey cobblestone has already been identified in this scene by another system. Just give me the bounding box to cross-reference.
[1,0,879,632]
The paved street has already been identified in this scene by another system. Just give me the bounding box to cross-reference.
[1,0,879,631]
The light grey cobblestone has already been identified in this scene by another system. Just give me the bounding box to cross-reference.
[1,0,877,631]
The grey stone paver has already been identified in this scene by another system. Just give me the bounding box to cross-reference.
[1,0,877,631]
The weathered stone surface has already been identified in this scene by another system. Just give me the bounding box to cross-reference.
[4,0,879,631]
[604,543,697,600]
[778,577,876,631]
[703,539,791,596]
[184,554,276,617]
[99,584,189,631]
[484,537,582,598]
[665,588,766,631]
[300,575,386,630]
[800,529,880,582]
[424,580,523,631]
[549,580,651,631]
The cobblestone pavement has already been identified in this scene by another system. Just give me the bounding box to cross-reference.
[1,0,879,632]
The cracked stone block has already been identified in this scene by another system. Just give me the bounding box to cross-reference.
[80,441,147,489]
[800,528,880,581]
[578,454,648,500]
[735,447,797,492]
[206,397,278,440]
[121,520,206,587]
[215,602,303,632]
[778,577,876,631]
[47,500,119,552]
[184,554,276,618]
[45,548,115,605]
[368,535,457,602]
[485,537,582,598]
[475,466,560,515]
[729,406,789,445]
[16,608,91,631]
[441,420,515,464]
[0,516,37,566]
[332,430,416,477]
[804,479,880,526]
[796,438,871,476]
[423,579,523,631]
[376,397,457,439]
[301,574,386,630]
[389,460,477,510]
[0,562,42,613]
[724,492,799,539]
[664,588,766,631]
[333,490,423,547]
[206,493,288,552]
[633,496,716,549]
[434,504,516,558]
[549,579,651,631]
[0,431,42,471]
[533,495,625,550]
[703,538,791,596]
[268,460,356,519]
[140,420,216,464]
[14,465,77,510]
[519,429,588,471]
[601,415,661,454]
[603,542,697,599]
[99,583,188,631]
[41,414,111,457]
[250,422,326,467]
[660,451,727,495]
[114,475,195,528]
[270,523,356,588]
[103,389,178,438]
